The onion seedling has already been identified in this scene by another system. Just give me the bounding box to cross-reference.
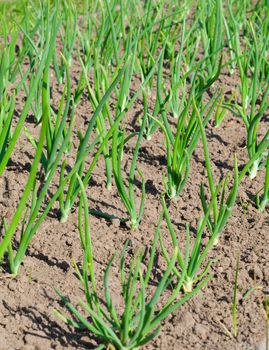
[0,4,78,275]
[0,46,16,163]
[25,54,73,179]
[81,50,113,190]
[136,1,165,96]
[239,135,269,184]
[256,153,269,211]
[232,255,240,338]
[199,0,223,78]
[23,66,160,266]
[73,38,92,107]
[0,83,49,273]
[59,47,164,223]
[224,11,269,179]
[1,80,76,276]
[83,32,138,190]
[53,0,77,84]
[112,116,146,230]
[0,10,41,162]
[214,91,235,128]
[59,63,127,223]
[153,68,221,199]
[168,18,188,120]
[160,190,222,293]
[141,44,170,141]
[0,1,58,176]
[55,176,210,350]
[194,98,238,245]
[17,1,56,123]
[5,104,75,275]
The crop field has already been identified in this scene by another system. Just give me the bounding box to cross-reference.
[0,0,269,349]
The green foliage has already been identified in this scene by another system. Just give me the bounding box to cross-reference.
[56,177,210,350]
[0,1,268,348]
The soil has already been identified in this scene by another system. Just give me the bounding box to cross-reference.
[0,53,269,350]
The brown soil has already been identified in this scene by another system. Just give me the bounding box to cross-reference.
[0,58,268,350]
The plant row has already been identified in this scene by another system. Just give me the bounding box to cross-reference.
[0,1,268,349]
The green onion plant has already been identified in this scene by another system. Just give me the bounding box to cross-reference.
[59,46,164,223]
[232,255,240,338]
[111,116,146,230]
[224,10,269,179]
[0,3,78,275]
[55,176,210,350]
[160,193,218,293]
[198,0,223,78]
[53,0,77,84]
[153,68,221,199]
[194,99,238,246]
[25,54,73,179]
[256,153,269,211]
[0,2,58,177]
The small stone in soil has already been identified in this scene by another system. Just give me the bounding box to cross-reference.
[65,238,73,246]
[257,331,269,350]
[194,324,209,341]
[179,311,195,330]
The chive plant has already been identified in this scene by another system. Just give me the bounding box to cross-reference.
[55,176,210,350]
